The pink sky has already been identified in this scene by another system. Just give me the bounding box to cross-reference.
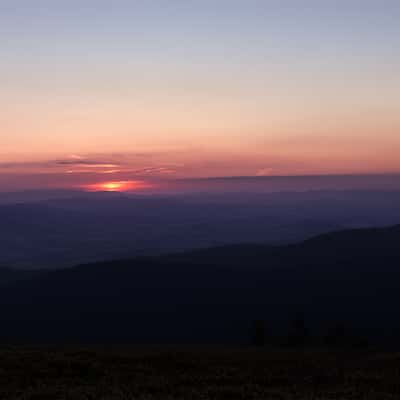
[1,1,400,191]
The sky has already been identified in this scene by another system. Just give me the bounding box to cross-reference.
[1,1,400,191]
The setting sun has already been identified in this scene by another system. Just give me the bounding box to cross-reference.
[102,182,126,191]
[84,181,150,192]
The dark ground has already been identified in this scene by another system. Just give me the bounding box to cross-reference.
[1,346,400,399]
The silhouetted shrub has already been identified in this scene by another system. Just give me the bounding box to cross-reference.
[324,322,370,348]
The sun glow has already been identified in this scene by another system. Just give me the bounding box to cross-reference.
[84,180,150,192]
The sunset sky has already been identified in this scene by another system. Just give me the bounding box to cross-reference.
[1,1,400,191]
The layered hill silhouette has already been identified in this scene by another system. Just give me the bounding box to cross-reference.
[1,225,400,344]
[2,189,400,269]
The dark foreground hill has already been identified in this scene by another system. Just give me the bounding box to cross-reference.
[0,267,43,286]
[1,225,400,344]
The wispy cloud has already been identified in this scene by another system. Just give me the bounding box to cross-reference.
[0,154,180,180]
[53,159,119,168]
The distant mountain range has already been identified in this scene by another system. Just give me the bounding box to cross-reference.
[1,224,400,344]
[2,189,400,268]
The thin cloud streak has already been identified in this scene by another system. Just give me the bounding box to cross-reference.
[2,148,400,193]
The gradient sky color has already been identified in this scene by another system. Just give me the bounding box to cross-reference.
[1,1,400,191]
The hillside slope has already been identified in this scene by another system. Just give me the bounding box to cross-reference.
[1,225,400,344]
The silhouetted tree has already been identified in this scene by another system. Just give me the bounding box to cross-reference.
[251,319,265,347]
[324,322,347,347]
[287,312,308,347]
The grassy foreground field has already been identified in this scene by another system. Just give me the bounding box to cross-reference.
[0,347,399,399]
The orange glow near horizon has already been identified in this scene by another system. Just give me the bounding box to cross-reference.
[84,180,151,192]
